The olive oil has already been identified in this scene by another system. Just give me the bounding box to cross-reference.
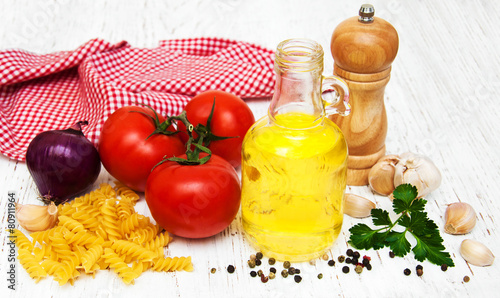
[241,112,347,261]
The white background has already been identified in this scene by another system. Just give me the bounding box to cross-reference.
[1,0,499,297]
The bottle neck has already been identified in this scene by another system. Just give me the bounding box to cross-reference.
[269,39,325,127]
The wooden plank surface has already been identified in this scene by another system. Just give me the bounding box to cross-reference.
[1,0,499,297]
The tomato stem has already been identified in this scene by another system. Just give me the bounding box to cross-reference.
[130,103,178,139]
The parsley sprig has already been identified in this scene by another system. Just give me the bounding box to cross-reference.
[348,184,455,267]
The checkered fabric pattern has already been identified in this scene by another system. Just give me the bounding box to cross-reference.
[0,38,275,161]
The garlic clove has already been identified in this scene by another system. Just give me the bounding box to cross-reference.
[15,202,58,232]
[344,193,376,218]
[460,239,495,266]
[368,155,400,196]
[393,152,442,198]
[444,202,476,235]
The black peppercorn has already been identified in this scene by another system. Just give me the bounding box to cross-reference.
[250,271,257,277]
[416,269,423,276]
[294,275,302,283]
[345,258,352,264]
[441,264,448,272]
[255,259,262,266]
[328,260,335,267]
[346,249,353,256]
[362,258,370,267]
[365,263,372,271]
[295,269,301,274]
[404,268,411,276]
[353,251,360,259]
[283,261,291,269]
[248,259,256,268]
[351,257,359,265]
[389,251,395,258]
[342,266,349,273]
[268,258,276,265]
[416,264,423,270]
[338,255,345,263]
[227,265,235,273]
[270,267,276,274]
[281,269,288,278]
[256,252,263,260]
[288,267,296,275]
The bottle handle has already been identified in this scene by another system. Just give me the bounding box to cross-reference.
[321,75,351,117]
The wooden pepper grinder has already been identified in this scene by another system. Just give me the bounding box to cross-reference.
[330,4,399,185]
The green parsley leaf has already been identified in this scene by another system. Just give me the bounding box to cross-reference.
[348,183,455,267]
[348,224,388,250]
[393,184,418,203]
[385,231,411,257]
[371,209,392,226]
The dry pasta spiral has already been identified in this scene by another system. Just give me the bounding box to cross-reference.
[15,183,191,286]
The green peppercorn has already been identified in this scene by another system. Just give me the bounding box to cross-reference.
[342,266,349,273]
[463,276,470,283]
[346,249,353,256]
[250,254,256,261]
[281,269,289,278]
[248,259,256,268]
[269,272,276,279]
[404,268,411,276]
[270,267,276,274]
[389,251,395,258]
[283,261,291,269]
[355,265,363,274]
[210,268,216,274]
[256,252,263,260]
[322,253,329,261]
[338,255,345,263]
[227,265,235,273]
[255,259,262,266]
[328,260,335,267]
[294,275,302,283]
[257,269,263,277]
[268,258,276,265]
[317,273,323,279]
[441,264,448,272]
[250,271,257,277]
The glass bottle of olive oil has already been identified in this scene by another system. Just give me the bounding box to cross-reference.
[241,39,351,262]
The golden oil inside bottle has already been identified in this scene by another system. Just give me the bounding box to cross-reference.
[241,112,347,262]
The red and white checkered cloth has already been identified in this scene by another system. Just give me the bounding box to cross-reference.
[0,38,275,161]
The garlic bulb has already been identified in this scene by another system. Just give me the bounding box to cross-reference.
[15,202,58,232]
[444,202,476,235]
[460,239,495,266]
[344,193,376,218]
[393,152,442,198]
[368,155,400,196]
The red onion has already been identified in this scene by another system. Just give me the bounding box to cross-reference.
[26,121,101,205]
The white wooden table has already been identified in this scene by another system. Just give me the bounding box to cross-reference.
[1,0,499,297]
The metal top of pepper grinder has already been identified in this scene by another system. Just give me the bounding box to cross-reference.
[358,4,375,23]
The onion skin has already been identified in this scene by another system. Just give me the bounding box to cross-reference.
[26,121,101,205]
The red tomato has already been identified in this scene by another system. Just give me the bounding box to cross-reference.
[145,154,241,238]
[177,90,255,168]
[99,106,185,192]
